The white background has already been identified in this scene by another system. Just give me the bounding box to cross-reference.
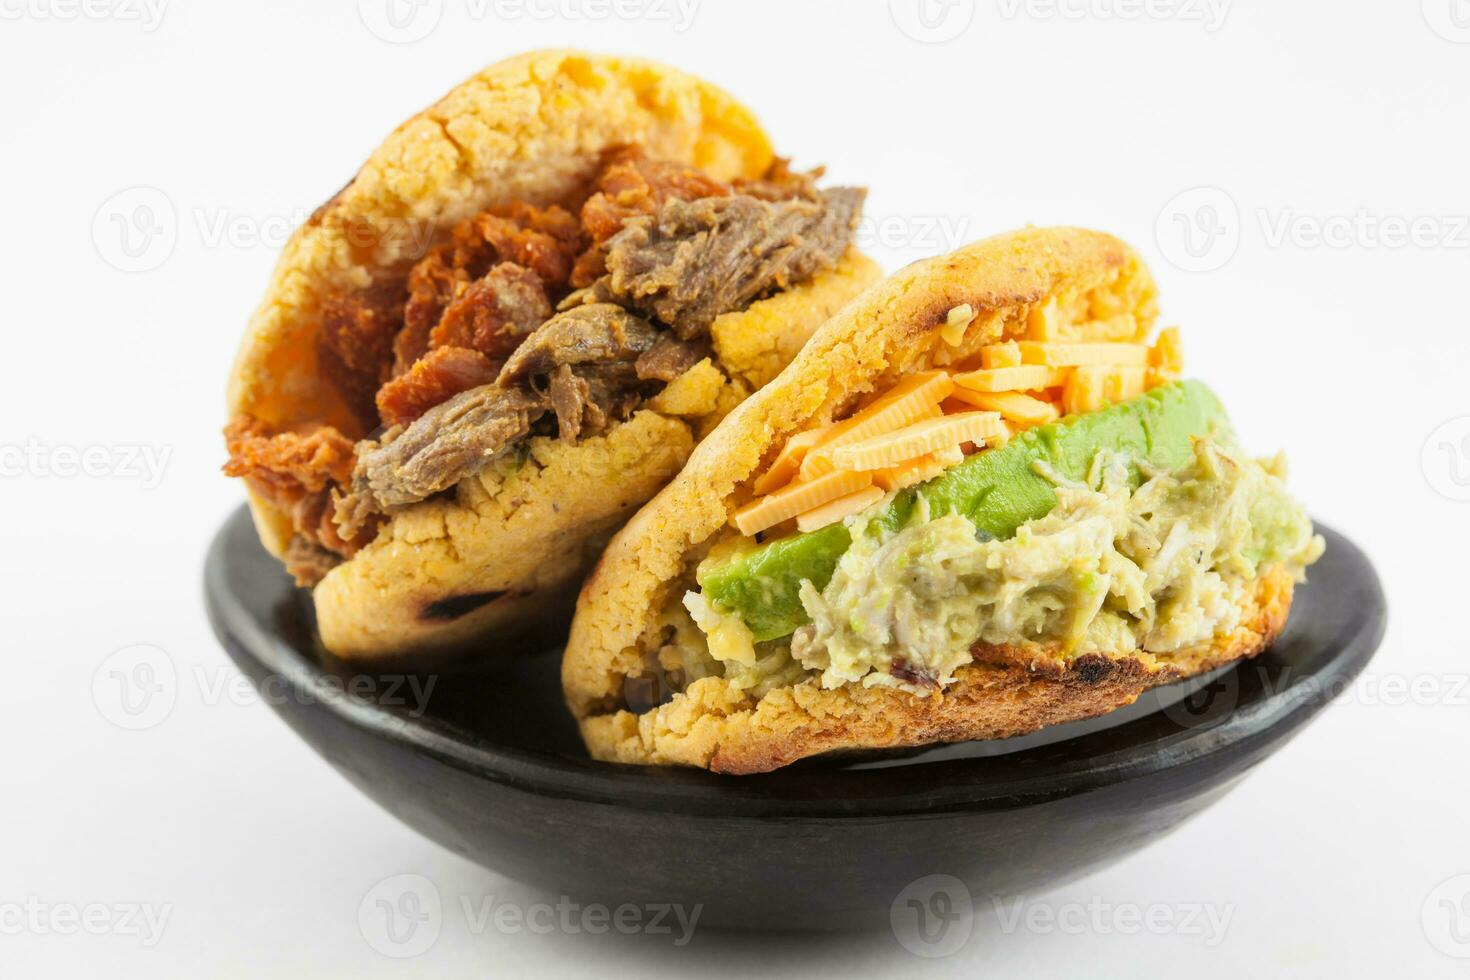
[4,0,1468,975]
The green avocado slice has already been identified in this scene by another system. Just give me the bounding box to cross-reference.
[698,380,1231,642]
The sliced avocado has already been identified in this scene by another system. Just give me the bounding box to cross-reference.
[700,380,1231,641]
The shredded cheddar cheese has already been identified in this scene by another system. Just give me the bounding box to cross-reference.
[979,342,1022,369]
[733,468,873,536]
[1027,298,1060,340]
[800,371,954,478]
[952,365,1069,393]
[829,412,1005,471]
[948,387,1061,426]
[729,326,1187,537]
[752,428,822,495]
[795,485,886,533]
[1017,341,1149,368]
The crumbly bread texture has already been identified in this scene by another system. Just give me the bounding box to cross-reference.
[561,227,1295,772]
[223,50,880,658]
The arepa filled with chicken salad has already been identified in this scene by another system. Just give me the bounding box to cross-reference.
[561,226,1322,773]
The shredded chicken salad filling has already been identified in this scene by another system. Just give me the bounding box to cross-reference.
[671,438,1322,701]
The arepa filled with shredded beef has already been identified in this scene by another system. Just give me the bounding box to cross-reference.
[223,50,878,661]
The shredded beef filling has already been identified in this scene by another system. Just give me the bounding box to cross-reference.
[348,304,659,515]
[600,187,866,340]
[635,335,709,382]
[346,385,546,516]
[225,148,866,582]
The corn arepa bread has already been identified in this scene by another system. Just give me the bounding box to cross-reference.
[223,50,880,660]
[561,227,1319,772]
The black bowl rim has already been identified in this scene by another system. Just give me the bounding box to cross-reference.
[205,508,1384,819]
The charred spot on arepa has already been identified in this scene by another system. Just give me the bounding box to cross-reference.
[418,590,520,623]
[1070,654,1116,686]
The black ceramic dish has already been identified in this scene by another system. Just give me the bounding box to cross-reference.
[205,507,1384,931]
